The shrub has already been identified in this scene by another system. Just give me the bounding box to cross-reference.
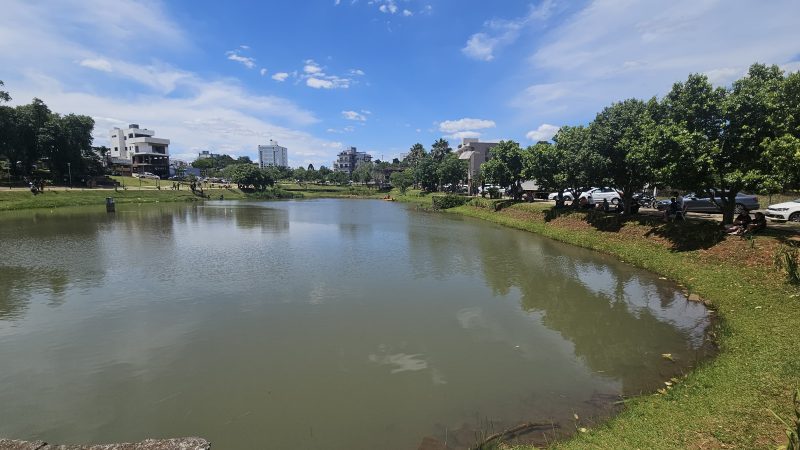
[774,244,800,285]
[432,194,467,210]
[487,187,502,199]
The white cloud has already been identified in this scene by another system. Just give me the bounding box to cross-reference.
[226,50,256,69]
[439,118,496,133]
[0,0,346,169]
[402,9,413,17]
[379,0,398,14]
[510,0,800,128]
[79,58,112,72]
[307,77,334,89]
[462,1,554,61]
[260,68,268,76]
[272,72,289,82]
[298,60,354,89]
[350,69,365,76]
[342,110,367,121]
[445,131,482,140]
[526,124,560,141]
[303,60,323,74]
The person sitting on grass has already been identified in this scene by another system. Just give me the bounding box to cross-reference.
[725,212,752,235]
[744,212,767,235]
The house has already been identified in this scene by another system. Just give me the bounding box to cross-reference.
[333,146,372,174]
[109,124,170,178]
[456,138,499,194]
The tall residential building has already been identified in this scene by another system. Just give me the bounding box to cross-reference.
[258,140,288,168]
[109,124,170,178]
[333,146,372,174]
[457,138,499,194]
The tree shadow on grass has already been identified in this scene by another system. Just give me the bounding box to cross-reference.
[542,206,727,251]
[643,219,726,251]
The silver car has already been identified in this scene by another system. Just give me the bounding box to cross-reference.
[658,192,760,214]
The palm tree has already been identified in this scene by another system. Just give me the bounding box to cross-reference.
[430,138,452,162]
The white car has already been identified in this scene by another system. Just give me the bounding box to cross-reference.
[765,198,800,222]
[579,187,621,204]
[547,190,574,201]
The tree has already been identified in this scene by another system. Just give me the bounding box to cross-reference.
[654,65,791,223]
[0,80,10,103]
[390,170,414,194]
[352,161,374,186]
[589,98,658,214]
[236,156,253,164]
[318,165,332,179]
[436,154,466,191]
[293,166,307,184]
[414,156,439,192]
[481,140,526,199]
[405,143,427,167]
[430,138,452,162]
[761,70,800,192]
[328,170,349,185]
[223,164,274,190]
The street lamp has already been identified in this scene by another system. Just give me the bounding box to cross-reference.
[67,162,72,189]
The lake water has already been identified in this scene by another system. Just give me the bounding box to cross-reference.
[0,199,712,449]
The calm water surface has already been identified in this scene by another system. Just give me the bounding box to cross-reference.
[0,199,712,449]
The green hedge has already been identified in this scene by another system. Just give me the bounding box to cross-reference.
[431,193,468,210]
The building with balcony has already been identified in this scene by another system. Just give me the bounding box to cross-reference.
[258,140,288,168]
[457,138,499,194]
[333,146,372,174]
[109,124,170,178]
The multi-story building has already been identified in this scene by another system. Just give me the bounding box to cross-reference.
[258,140,288,168]
[333,146,372,174]
[457,138,499,194]
[197,150,219,160]
[109,124,170,178]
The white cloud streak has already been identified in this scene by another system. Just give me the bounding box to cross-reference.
[439,118,496,133]
[526,124,560,141]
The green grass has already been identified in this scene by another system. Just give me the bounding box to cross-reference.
[432,201,800,449]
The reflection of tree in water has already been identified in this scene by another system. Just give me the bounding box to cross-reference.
[0,267,69,320]
[227,206,290,233]
[473,231,712,394]
[406,214,480,280]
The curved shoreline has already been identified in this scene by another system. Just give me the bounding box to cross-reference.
[429,200,798,449]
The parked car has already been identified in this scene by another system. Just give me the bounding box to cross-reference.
[579,187,621,204]
[656,192,760,214]
[765,198,800,222]
[547,190,574,201]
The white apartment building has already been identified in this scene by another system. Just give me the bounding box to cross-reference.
[109,124,170,177]
[258,140,288,168]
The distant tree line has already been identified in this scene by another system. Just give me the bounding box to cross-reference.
[0,81,101,183]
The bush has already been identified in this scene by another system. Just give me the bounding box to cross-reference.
[774,244,800,284]
[487,187,502,199]
[432,194,468,210]
[245,187,300,200]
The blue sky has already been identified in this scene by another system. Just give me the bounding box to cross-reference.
[2,0,800,168]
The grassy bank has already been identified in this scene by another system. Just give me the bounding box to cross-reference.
[409,197,799,449]
[0,188,246,211]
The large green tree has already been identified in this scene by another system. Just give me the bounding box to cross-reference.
[589,98,658,214]
[481,140,526,199]
[525,126,603,205]
[654,65,794,223]
[430,138,452,162]
[413,155,439,192]
[404,143,426,167]
[389,169,414,194]
[436,153,467,191]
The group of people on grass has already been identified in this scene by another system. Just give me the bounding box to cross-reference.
[725,211,767,236]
